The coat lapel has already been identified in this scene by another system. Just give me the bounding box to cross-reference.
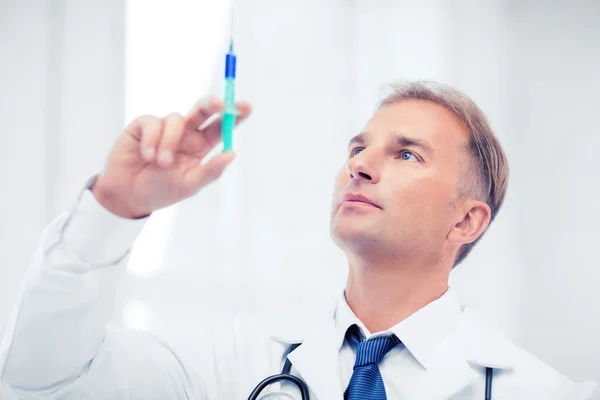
[286,312,344,400]
[408,338,480,399]
[408,306,517,399]
[264,301,343,400]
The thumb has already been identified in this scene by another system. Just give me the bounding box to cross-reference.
[184,151,236,190]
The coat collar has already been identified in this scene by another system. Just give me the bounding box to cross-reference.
[333,288,464,371]
[457,306,518,370]
[407,304,517,398]
[264,296,517,400]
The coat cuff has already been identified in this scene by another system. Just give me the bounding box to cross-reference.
[62,176,149,266]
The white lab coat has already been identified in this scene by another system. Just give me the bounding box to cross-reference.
[0,189,599,400]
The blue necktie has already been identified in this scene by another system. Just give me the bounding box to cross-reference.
[344,324,401,400]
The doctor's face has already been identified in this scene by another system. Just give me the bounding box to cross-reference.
[330,99,470,260]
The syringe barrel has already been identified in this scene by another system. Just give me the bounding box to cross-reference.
[222,77,237,151]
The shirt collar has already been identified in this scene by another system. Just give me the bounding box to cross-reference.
[334,287,463,370]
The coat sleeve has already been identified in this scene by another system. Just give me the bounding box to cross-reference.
[575,381,600,400]
[0,184,218,399]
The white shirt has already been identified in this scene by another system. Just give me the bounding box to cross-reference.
[334,290,462,399]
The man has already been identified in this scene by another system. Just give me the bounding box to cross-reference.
[0,81,598,399]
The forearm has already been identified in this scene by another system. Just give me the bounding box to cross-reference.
[0,188,146,392]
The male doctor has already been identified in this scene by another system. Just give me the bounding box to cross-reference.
[0,81,598,399]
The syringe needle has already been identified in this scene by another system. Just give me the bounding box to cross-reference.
[230,7,234,46]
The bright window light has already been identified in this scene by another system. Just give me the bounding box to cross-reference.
[124,0,230,277]
[123,300,151,330]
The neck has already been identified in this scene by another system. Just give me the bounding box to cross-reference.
[344,252,450,334]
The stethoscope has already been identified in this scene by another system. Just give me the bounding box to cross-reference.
[247,343,310,400]
[248,343,495,400]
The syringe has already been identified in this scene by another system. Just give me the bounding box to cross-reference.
[221,35,237,151]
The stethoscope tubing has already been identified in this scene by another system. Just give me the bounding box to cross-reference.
[247,373,310,400]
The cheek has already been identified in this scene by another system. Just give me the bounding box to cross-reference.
[386,174,455,214]
[334,167,349,192]
[331,168,349,207]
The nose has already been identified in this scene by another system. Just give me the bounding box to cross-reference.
[346,148,380,184]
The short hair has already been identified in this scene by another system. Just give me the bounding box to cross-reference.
[378,81,509,268]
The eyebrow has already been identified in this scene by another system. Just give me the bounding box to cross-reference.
[348,131,435,157]
[348,132,367,147]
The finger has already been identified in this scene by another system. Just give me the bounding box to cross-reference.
[184,151,236,190]
[156,112,185,168]
[196,101,253,150]
[185,96,225,130]
[234,101,252,123]
[136,115,164,163]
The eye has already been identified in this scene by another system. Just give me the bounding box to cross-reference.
[400,150,418,162]
[350,147,364,157]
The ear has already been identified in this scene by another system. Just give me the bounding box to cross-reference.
[447,200,492,246]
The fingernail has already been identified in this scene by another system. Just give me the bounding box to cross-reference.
[158,150,173,167]
[143,148,155,161]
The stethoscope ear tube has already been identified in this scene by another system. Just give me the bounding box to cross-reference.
[247,373,310,400]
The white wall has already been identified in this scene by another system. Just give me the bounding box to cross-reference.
[0,1,51,348]
[0,2,124,397]
[1,0,599,390]
[513,1,600,381]
[0,0,125,354]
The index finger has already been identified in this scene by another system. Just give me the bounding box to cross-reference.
[184,96,225,129]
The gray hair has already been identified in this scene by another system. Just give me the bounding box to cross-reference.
[378,81,509,268]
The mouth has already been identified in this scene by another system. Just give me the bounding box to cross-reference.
[341,193,382,209]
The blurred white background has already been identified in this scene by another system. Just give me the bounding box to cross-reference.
[1,0,599,391]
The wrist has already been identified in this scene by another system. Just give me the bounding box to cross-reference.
[91,176,151,219]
